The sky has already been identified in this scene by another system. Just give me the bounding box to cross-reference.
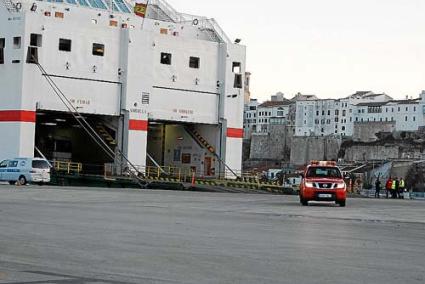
[168,0,425,101]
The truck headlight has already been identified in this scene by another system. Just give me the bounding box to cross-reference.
[335,182,346,189]
[305,182,314,187]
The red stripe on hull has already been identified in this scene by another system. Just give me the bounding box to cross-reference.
[227,128,244,138]
[0,110,36,123]
[129,119,148,131]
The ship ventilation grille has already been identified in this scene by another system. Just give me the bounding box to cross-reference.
[142,93,150,105]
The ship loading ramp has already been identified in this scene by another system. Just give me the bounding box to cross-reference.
[146,120,238,180]
[34,110,121,175]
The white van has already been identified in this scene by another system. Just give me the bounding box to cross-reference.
[0,158,51,185]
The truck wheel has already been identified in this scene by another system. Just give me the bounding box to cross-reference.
[338,200,346,207]
[8,181,15,185]
[300,197,308,206]
[18,176,27,186]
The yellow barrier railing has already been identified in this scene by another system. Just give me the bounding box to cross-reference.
[102,164,285,186]
[53,160,83,174]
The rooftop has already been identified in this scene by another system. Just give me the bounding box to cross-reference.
[356,102,389,107]
[258,100,292,108]
[389,99,421,105]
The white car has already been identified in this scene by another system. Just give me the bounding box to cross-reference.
[0,158,51,185]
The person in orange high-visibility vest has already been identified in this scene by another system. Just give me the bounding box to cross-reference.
[385,177,393,199]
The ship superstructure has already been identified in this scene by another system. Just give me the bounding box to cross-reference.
[0,0,246,177]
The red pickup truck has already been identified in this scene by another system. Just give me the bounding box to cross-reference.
[299,161,347,207]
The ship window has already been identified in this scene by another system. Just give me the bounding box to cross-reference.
[113,0,131,13]
[160,52,172,65]
[189,56,200,69]
[30,34,42,47]
[87,0,107,9]
[232,62,241,73]
[0,38,4,65]
[13,37,21,49]
[234,74,242,89]
[77,0,89,6]
[26,46,38,64]
[92,43,104,56]
[59,38,72,52]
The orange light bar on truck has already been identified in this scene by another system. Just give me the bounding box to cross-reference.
[310,161,337,166]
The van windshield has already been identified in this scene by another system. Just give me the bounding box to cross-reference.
[306,167,342,179]
[32,160,50,169]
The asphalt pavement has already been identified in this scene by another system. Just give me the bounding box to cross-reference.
[0,185,424,284]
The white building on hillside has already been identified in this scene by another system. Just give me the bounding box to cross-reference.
[243,98,259,138]
[294,91,425,137]
[256,100,291,133]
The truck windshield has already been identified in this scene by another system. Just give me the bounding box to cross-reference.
[32,160,50,169]
[306,167,342,178]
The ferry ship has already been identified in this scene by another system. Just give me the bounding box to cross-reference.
[0,0,246,177]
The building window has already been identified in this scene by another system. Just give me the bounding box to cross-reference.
[234,74,243,89]
[342,126,346,131]
[413,116,416,122]
[0,38,4,64]
[30,33,42,47]
[232,62,241,73]
[414,107,417,112]
[406,107,408,111]
[92,43,105,56]
[59,38,72,52]
[160,52,172,64]
[405,116,408,121]
[398,107,401,112]
[189,56,200,69]
[13,37,21,49]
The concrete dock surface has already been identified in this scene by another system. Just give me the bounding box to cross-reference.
[0,185,424,284]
